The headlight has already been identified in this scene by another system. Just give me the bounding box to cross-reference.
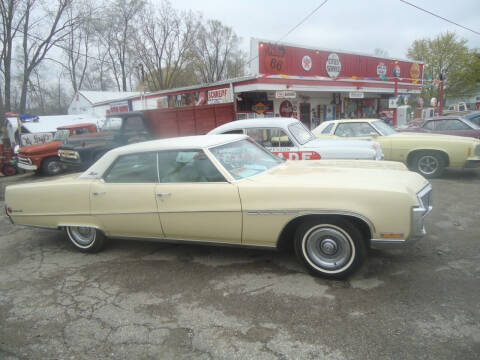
[417,183,433,215]
[59,150,80,160]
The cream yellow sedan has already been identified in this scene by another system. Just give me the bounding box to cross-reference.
[5,135,432,278]
[313,119,480,178]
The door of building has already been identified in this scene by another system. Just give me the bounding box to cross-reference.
[299,103,311,129]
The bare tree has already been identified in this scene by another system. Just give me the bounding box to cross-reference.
[0,0,27,111]
[135,1,200,91]
[96,0,144,91]
[59,0,99,92]
[19,0,76,112]
[194,19,244,83]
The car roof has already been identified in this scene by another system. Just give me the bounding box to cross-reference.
[209,117,300,133]
[79,134,248,179]
[113,134,248,155]
[322,119,379,124]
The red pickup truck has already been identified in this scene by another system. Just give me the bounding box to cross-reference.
[17,123,97,176]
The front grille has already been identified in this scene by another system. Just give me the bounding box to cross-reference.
[18,156,32,165]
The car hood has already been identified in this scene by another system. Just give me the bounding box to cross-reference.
[18,141,62,155]
[244,160,428,195]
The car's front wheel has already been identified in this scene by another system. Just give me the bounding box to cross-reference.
[411,152,445,178]
[294,217,366,279]
[65,226,106,253]
[42,156,63,176]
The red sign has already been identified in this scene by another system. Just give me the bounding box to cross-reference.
[279,100,293,117]
[258,41,423,83]
[264,44,287,74]
[274,151,321,160]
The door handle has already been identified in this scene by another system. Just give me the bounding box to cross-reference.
[92,191,106,196]
[156,192,171,197]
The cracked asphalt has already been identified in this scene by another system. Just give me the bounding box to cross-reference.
[0,169,479,360]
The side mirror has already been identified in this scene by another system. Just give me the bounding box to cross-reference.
[369,132,378,137]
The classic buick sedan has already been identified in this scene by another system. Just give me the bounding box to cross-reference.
[5,135,432,278]
[313,119,480,178]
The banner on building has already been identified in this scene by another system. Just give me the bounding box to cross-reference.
[207,88,233,104]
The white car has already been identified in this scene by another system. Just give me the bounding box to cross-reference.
[208,118,383,160]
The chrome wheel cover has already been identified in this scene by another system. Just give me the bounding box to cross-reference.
[303,225,353,272]
[68,227,96,247]
[417,155,438,175]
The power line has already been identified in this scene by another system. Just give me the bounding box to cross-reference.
[246,0,330,65]
[399,0,480,36]
[279,0,329,41]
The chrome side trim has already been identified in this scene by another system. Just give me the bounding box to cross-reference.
[370,238,407,246]
[247,210,299,215]
[16,224,59,230]
[108,234,277,250]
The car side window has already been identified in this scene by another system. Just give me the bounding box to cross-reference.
[221,129,244,134]
[321,123,334,134]
[423,121,435,130]
[335,122,377,137]
[104,152,158,183]
[435,119,470,130]
[246,128,294,147]
[157,150,225,183]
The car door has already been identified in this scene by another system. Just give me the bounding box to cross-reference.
[90,152,164,238]
[154,149,242,243]
[246,127,300,160]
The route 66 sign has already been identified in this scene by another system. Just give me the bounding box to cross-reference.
[302,55,312,71]
[264,44,286,74]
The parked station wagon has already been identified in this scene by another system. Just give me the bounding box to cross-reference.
[208,118,383,161]
[5,135,432,278]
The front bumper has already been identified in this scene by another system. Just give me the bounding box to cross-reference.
[371,183,433,248]
[465,159,480,168]
[17,163,38,171]
[17,156,38,171]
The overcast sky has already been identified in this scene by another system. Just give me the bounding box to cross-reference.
[167,0,480,59]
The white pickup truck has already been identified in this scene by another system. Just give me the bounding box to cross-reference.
[208,118,383,161]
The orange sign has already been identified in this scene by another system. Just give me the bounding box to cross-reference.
[252,102,269,114]
[264,44,287,74]
[410,63,420,79]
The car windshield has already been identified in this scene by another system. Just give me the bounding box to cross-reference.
[102,117,122,132]
[54,129,70,141]
[463,118,480,129]
[209,138,283,180]
[372,120,397,135]
[288,122,315,145]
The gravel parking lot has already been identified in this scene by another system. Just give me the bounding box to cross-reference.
[0,169,479,360]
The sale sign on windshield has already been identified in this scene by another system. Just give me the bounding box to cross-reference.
[272,151,321,160]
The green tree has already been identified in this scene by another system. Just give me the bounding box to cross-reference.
[407,32,480,105]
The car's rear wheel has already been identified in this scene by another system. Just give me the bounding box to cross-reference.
[65,226,106,253]
[294,217,366,279]
[412,152,445,178]
[42,156,63,176]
